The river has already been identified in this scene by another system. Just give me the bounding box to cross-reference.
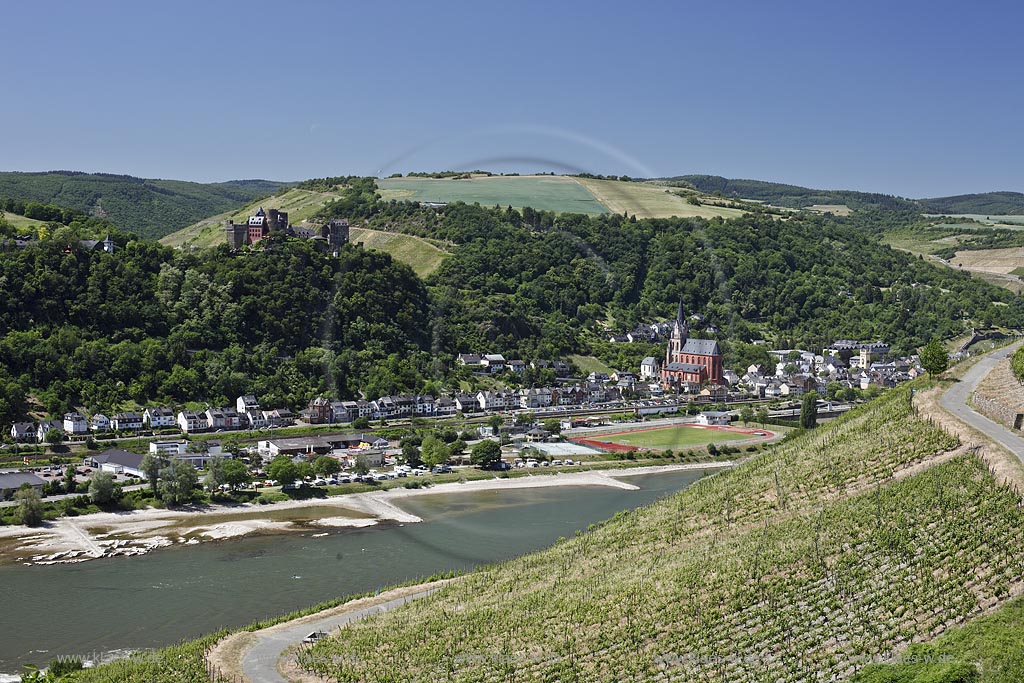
[0,470,704,675]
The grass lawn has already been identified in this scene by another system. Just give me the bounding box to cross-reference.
[376,175,609,214]
[598,425,753,450]
[349,227,448,278]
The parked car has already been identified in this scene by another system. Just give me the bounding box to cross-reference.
[312,478,327,486]
[431,465,453,474]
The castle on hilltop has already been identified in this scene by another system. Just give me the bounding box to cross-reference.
[661,302,724,389]
[226,207,349,252]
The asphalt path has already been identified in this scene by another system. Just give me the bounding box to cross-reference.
[939,342,1024,465]
[241,587,441,683]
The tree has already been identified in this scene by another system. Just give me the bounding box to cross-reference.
[471,440,503,469]
[755,407,768,427]
[88,471,117,505]
[267,455,298,487]
[141,454,164,493]
[542,419,562,435]
[352,454,370,475]
[800,391,819,430]
[313,455,341,478]
[45,428,64,447]
[159,459,198,506]
[63,466,77,494]
[16,485,43,526]
[449,439,467,456]
[352,417,370,429]
[487,415,502,432]
[420,435,451,469]
[739,405,754,425]
[920,338,949,376]
[221,459,251,489]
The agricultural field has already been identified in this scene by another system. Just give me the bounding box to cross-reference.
[575,177,749,220]
[579,424,759,451]
[349,227,448,278]
[294,388,1024,682]
[160,187,350,249]
[376,175,610,214]
[807,203,853,216]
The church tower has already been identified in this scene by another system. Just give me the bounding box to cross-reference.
[665,300,689,367]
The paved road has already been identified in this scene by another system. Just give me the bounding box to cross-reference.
[939,342,1024,465]
[241,587,441,683]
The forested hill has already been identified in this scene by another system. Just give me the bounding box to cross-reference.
[917,191,1024,215]
[665,175,918,210]
[665,174,1024,214]
[2,175,1023,426]
[0,171,288,239]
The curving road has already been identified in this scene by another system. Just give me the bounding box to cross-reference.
[241,587,441,683]
[939,342,1024,465]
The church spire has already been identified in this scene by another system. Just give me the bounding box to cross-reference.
[676,299,684,325]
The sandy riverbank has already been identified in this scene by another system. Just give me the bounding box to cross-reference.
[0,463,730,566]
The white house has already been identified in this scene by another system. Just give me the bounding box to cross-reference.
[63,412,88,435]
[143,407,176,429]
[697,411,731,426]
[90,414,110,432]
[177,411,209,434]
[639,357,659,381]
[111,412,143,431]
[236,395,260,414]
[37,420,63,443]
[10,423,34,441]
[482,354,506,373]
[150,440,188,456]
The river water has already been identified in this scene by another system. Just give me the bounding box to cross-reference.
[0,470,705,675]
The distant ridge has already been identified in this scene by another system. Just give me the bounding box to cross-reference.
[0,170,290,239]
[662,174,1024,214]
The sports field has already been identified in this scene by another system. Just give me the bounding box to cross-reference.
[573,424,769,452]
[376,175,609,214]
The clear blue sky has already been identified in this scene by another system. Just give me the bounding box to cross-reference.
[3,0,1022,197]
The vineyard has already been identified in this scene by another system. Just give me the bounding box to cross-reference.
[62,387,1024,682]
[294,388,1024,681]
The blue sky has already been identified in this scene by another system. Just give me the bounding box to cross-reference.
[3,0,1022,197]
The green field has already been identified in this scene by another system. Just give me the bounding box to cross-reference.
[600,425,753,449]
[376,175,610,214]
[349,227,448,278]
[575,177,749,220]
[0,210,46,231]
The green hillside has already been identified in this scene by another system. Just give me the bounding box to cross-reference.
[296,388,1023,681]
[0,171,288,239]
[666,174,1024,216]
[161,186,449,278]
[160,186,351,249]
[669,174,919,211]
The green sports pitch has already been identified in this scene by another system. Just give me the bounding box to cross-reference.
[591,425,756,450]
